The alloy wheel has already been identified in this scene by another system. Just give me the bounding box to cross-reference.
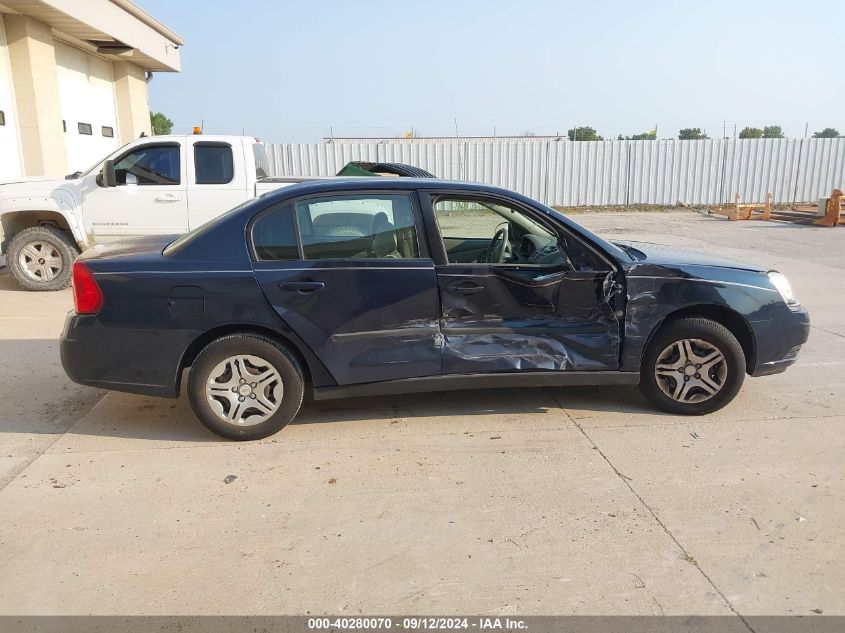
[18,241,63,282]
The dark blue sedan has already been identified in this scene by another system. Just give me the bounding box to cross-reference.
[60,179,810,440]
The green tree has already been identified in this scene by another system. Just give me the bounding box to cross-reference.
[630,130,656,140]
[813,128,840,138]
[739,127,763,139]
[567,126,603,141]
[150,111,173,135]
[678,128,708,140]
[762,125,784,138]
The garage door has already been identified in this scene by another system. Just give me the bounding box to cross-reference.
[0,15,23,182]
[55,41,120,173]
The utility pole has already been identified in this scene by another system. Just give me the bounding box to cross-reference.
[733,124,737,140]
[804,123,808,138]
[453,117,463,180]
[723,121,727,139]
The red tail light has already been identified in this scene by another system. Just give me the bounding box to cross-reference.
[72,261,104,314]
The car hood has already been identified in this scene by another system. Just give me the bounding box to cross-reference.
[615,241,766,272]
[0,177,66,190]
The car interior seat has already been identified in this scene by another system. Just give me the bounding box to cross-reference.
[370,212,401,258]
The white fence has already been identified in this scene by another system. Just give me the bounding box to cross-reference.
[266,138,845,207]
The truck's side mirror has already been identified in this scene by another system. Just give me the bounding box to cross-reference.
[99,159,117,187]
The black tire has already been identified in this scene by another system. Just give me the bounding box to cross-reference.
[7,225,79,291]
[187,333,304,440]
[639,317,746,415]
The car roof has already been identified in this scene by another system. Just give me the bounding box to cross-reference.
[261,177,523,202]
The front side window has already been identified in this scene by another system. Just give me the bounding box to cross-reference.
[195,143,234,184]
[295,194,420,260]
[113,144,180,185]
[433,197,566,267]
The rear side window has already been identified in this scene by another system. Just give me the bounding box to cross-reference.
[252,143,270,179]
[295,194,420,260]
[252,203,299,261]
[194,142,234,184]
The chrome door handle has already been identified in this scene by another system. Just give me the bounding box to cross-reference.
[154,194,181,202]
[279,281,325,294]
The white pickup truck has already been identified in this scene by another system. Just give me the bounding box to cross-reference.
[0,134,355,290]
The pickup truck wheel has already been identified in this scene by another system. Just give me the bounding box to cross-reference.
[7,226,79,291]
[640,317,745,415]
[187,333,304,441]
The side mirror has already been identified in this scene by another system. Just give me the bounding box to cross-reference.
[99,159,117,187]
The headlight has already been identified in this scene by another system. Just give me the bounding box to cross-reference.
[768,271,799,307]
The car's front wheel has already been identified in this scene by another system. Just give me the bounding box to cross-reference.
[187,333,304,440]
[640,317,746,415]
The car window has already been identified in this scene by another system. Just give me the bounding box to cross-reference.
[433,197,566,267]
[295,194,420,260]
[252,143,270,179]
[252,203,299,261]
[113,144,180,185]
[194,143,234,184]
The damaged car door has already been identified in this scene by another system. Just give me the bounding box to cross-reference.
[425,194,621,374]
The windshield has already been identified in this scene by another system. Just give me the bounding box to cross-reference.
[535,203,633,262]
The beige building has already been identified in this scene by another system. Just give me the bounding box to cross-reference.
[0,0,182,180]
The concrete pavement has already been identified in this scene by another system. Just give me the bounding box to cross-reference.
[0,211,842,617]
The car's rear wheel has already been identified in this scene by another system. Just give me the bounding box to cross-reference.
[187,333,304,440]
[640,317,746,415]
[7,226,79,291]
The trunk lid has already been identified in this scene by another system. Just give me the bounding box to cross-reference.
[77,235,177,267]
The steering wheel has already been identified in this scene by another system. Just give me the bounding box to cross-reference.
[484,224,510,264]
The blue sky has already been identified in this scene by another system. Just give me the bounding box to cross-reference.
[137,0,844,141]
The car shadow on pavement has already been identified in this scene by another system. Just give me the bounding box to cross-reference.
[1,337,661,445]
[548,385,662,416]
[75,387,565,443]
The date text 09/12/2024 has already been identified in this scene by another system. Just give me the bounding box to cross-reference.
[307,617,527,630]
